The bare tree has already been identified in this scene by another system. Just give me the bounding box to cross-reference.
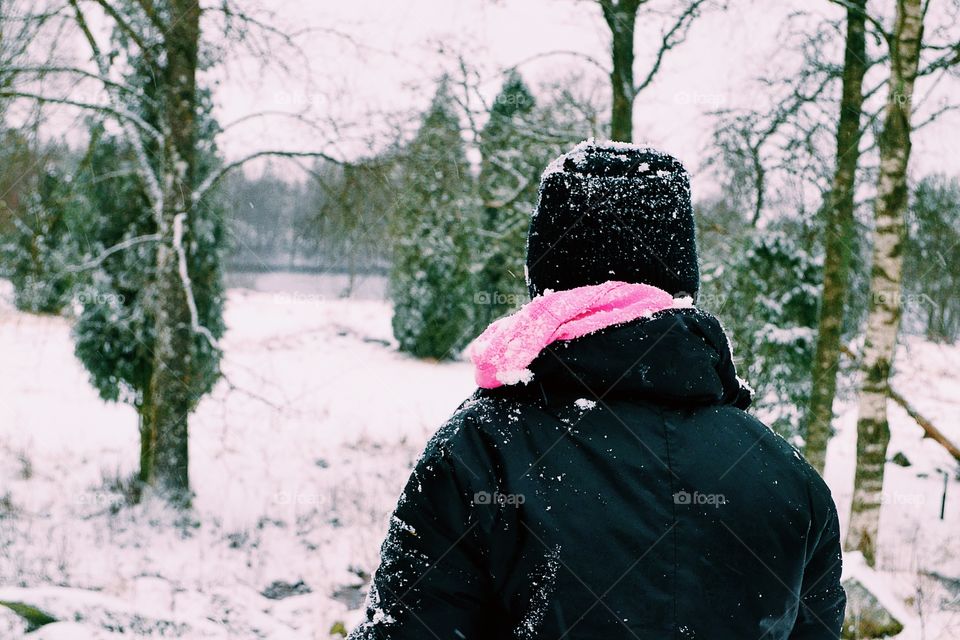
[804,0,869,474]
[596,0,709,141]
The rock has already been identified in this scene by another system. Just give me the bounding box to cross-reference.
[261,580,311,600]
[331,584,365,610]
[890,452,911,467]
[842,578,905,638]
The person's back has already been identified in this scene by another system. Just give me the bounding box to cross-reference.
[349,141,845,639]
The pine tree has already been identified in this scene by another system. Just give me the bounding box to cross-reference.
[475,71,538,324]
[389,80,475,360]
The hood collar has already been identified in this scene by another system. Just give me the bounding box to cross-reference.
[467,281,688,389]
[467,281,751,409]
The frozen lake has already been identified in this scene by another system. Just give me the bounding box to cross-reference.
[225,270,388,300]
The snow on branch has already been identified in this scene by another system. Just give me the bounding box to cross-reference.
[173,213,218,349]
[890,388,960,464]
[484,156,532,210]
[0,90,162,139]
[66,233,163,273]
[67,0,164,210]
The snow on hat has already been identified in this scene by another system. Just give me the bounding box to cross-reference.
[525,139,700,299]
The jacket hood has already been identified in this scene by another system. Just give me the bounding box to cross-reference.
[524,307,753,408]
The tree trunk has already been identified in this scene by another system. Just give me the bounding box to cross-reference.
[601,0,640,141]
[142,0,201,504]
[846,0,925,567]
[137,398,155,485]
[803,0,868,474]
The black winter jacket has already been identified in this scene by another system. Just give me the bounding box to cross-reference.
[349,308,845,639]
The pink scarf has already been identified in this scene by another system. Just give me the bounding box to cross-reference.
[467,281,685,389]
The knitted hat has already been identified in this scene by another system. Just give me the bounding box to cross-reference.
[525,139,699,299]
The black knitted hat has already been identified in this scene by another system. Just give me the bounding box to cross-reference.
[525,140,700,299]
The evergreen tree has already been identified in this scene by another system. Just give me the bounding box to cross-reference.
[390,80,475,360]
[474,71,601,325]
[4,163,89,313]
[475,71,538,324]
[902,174,960,342]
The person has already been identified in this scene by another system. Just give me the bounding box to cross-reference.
[349,140,845,639]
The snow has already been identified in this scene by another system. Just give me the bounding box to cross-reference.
[496,367,534,386]
[574,398,597,411]
[0,279,474,638]
[1,277,958,638]
[539,138,678,180]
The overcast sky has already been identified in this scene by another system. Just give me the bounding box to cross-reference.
[21,0,960,195]
[204,0,960,195]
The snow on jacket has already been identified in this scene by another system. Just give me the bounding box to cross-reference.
[349,282,845,640]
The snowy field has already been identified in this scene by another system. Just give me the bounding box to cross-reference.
[0,278,958,638]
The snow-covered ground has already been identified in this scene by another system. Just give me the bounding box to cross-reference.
[0,278,958,638]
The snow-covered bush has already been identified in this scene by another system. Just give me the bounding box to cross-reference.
[725,225,821,442]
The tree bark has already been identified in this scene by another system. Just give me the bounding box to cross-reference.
[846,0,925,567]
[142,0,201,503]
[803,0,868,474]
[601,0,640,141]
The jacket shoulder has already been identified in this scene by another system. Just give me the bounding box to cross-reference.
[717,406,839,514]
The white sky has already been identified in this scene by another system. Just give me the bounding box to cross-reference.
[20,0,960,195]
[207,0,960,194]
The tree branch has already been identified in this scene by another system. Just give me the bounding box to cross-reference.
[507,49,611,76]
[88,0,159,65]
[193,150,346,205]
[890,388,960,463]
[0,89,161,136]
[173,213,218,348]
[826,0,892,45]
[635,0,709,94]
[68,0,164,213]
[66,233,163,272]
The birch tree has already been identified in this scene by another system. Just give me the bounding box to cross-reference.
[846,0,926,566]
